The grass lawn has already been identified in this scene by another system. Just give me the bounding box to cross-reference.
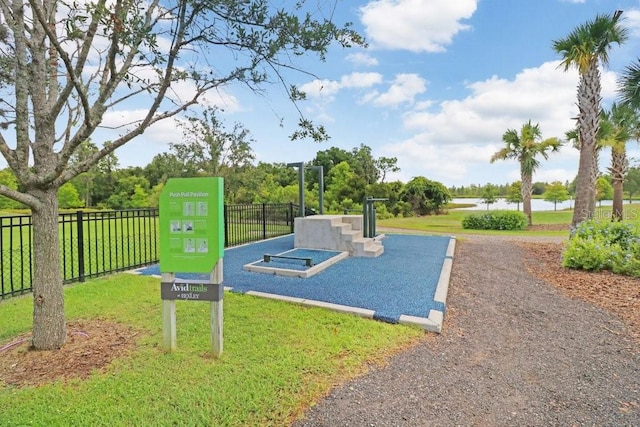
[0,274,424,426]
[379,203,640,237]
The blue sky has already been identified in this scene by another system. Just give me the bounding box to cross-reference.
[104,0,640,188]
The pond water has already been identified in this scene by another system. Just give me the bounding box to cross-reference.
[451,198,614,212]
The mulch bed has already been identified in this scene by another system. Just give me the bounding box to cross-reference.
[519,241,640,345]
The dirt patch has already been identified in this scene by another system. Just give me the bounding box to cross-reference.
[0,319,140,388]
[519,241,640,344]
[526,223,571,232]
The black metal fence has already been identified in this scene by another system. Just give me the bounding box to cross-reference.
[0,203,300,300]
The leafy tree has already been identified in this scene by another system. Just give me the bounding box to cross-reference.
[490,120,562,225]
[0,0,362,350]
[143,153,186,189]
[58,183,83,209]
[0,168,21,209]
[480,184,498,210]
[375,157,400,183]
[309,147,352,190]
[596,176,614,205]
[543,181,570,211]
[553,11,628,227]
[325,161,365,207]
[68,140,99,208]
[170,107,256,179]
[130,185,150,208]
[107,176,151,209]
[256,162,297,188]
[532,182,547,195]
[350,144,379,185]
[89,153,121,208]
[505,181,523,211]
[624,167,640,202]
[401,177,451,216]
[148,183,164,208]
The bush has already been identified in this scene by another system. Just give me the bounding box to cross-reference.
[563,220,640,277]
[461,210,528,230]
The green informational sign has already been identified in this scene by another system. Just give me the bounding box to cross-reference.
[159,177,224,273]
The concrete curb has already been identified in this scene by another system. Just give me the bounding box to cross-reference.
[399,236,456,333]
[245,291,376,319]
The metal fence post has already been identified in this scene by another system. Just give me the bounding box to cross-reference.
[76,210,85,282]
[224,205,229,247]
[262,203,267,240]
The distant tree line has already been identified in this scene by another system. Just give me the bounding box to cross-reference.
[0,109,453,217]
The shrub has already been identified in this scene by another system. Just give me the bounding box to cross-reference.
[563,220,640,277]
[461,210,528,230]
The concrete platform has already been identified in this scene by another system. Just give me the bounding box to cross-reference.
[243,248,349,278]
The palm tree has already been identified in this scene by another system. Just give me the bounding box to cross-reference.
[603,103,639,221]
[565,109,614,214]
[618,58,640,109]
[491,121,562,226]
[553,11,628,228]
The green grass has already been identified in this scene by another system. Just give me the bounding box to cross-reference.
[379,203,640,237]
[0,274,423,426]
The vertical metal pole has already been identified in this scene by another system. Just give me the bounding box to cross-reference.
[262,203,267,240]
[76,210,85,282]
[372,205,377,238]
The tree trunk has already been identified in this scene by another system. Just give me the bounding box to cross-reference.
[571,64,601,228]
[587,147,600,216]
[611,145,626,222]
[31,187,66,350]
[521,172,533,226]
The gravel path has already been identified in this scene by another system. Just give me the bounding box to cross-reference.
[293,237,640,426]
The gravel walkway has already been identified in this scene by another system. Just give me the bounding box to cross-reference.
[293,236,640,426]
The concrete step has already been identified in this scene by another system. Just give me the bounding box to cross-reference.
[294,215,383,257]
[351,237,384,257]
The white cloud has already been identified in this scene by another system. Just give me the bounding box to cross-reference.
[299,72,384,102]
[360,0,478,52]
[380,60,621,185]
[623,9,640,38]
[345,52,380,67]
[369,73,427,107]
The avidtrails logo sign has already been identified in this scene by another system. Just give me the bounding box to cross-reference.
[161,279,223,301]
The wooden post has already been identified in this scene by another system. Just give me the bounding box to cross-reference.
[162,272,177,352]
[210,259,224,357]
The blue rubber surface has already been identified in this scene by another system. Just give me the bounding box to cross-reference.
[137,234,452,324]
